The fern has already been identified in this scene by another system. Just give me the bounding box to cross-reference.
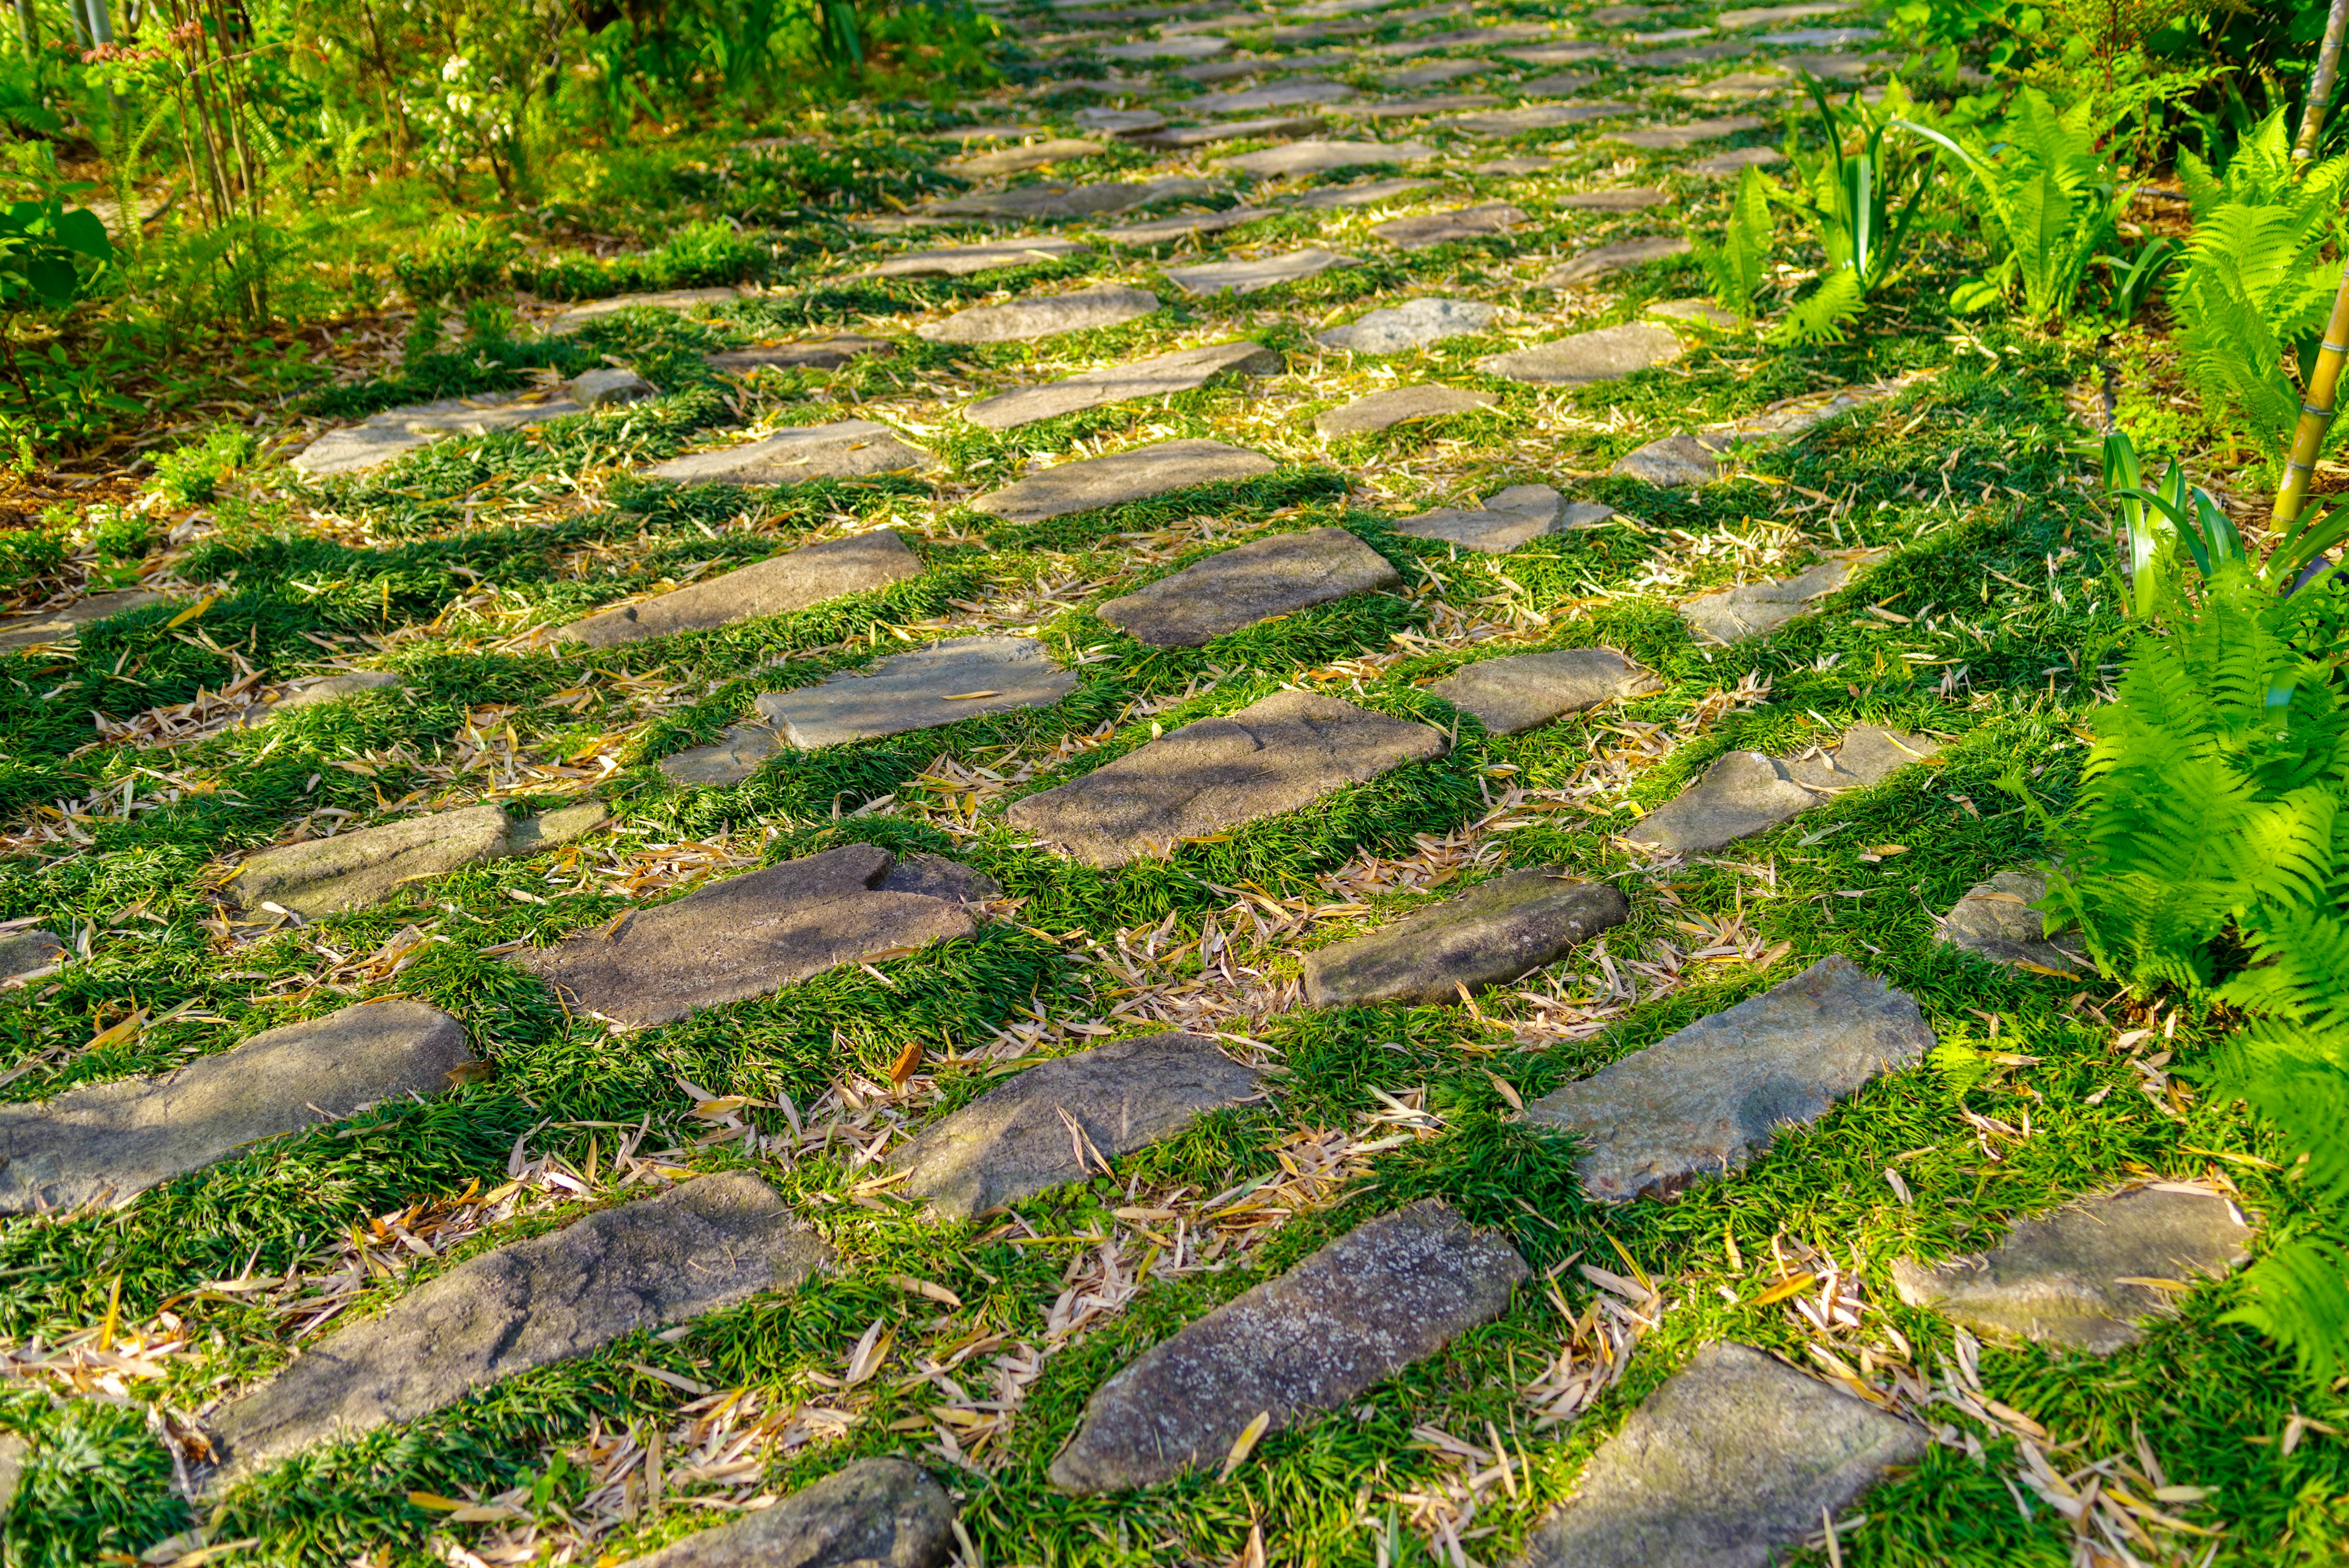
[1689,163,1773,316]
[1768,267,1864,344]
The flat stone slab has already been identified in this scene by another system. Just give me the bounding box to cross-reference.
[1936,869,2090,976]
[573,368,655,408]
[894,1033,1260,1218]
[1783,50,1896,80]
[1349,94,1506,119]
[1289,176,1439,209]
[1378,58,1490,89]
[204,1173,829,1485]
[1687,145,1788,175]
[1720,0,1855,24]
[1071,107,1167,135]
[1626,723,1940,853]
[645,421,932,486]
[1476,154,1564,174]
[1393,484,1612,554]
[1099,206,1277,242]
[1523,955,1932,1201]
[707,336,895,371]
[1100,527,1400,645]
[0,928,64,984]
[1050,1200,1527,1492]
[227,801,609,918]
[1163,247,1362,295]
[1216,138,1434,177]
[753,636,1077,746]
[918,284,1160,343]
[943,137,1106,178]
[971,438,1276,524]
[1315,296,1496,352]
[1759,26,1882,43]
[1006,689,1445,867]
[292,392,590,478]
[1449,101,1635,133]
[615,1458,954,1568]
[1477,322,1682,384]
[509,844,977,1027]
[1427,647,1660,734]
[1539,236,1694,286]
[1680,551,1879,643]
[965,340,1280,430]
[1315,384,1494,436]
[1523,1342,1927,1568]
[1684,68,1791,100]
[248,670,403,724]
[1608,114,1768,149]
[858,239,1091,278]
[1369,201,1526,249]
[1502,42,1613,65]
[1559,185,1669,210]
[1304,868,1627,1007]
[0,1000,470,1216]
[659,723,785,787]
[1193,76,1358,113]
[1102,33,1230,58]
[1891,1186,2255,1354]
[558,531,922,647]
[544,288,741,335]
[1612,433,1728,486]
[924,176,1214,221]
[0,590,166,651]
[1631,40,1755,67]
[1134,114,1327,148]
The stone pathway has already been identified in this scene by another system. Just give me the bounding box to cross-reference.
[1214,137,1433,176]
[915,283,1160,343]
[1937,869,2091,975]
[1161,247,1362,295]
[1315,295,1496,351]
[0,590,166,651]
[646,421,933,486]
[1313,384,1493,435]
[226,800,609,918]
[751,635,1078,746]
[971,438,1275,522]
[1393,483,1612,552]
[1426,645,1661,732]
[1679,549,1880,642]
[1367,200,1525,248]
[1612,375,1928,488]
[1302,868,1627,1005]
[1627,723,1941,853]
[292,389,599,478]
[1540,236,1693,286]
[965,340,1280,429]
[855,238,1091,277]
[1477,322,1683,385]
[557,531,922,648]
[1098,526,1401,645]
[614,1458,953,1568]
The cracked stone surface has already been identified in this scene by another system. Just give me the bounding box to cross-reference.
[893,1033,1261,1218]
[1427,646,1661,734]
[855,239,1091,278]
[1477,322,1682,384]
[971,438,1276,522]
[1215,138,1433,177]
[941,136,1107,177]
[1162,247,1361,295]
[645,420,933,486]
[1522,956,1934,1202]
[1315,296,1496,352]
[0,1000,471,1216]
[1005,689,1445,867]
[707,335,894,371]
[291,392,592,477]
[1680,551,1881,643]
[225,801,610,918]
[1099,526,1401,645]
[916,284,1160,343]
[1626,723,1940,853]
[752,636,1079,746]
[1368,201,1525,249]
[0,928,64,984]
[1393,484,1612,553]
[1538,236,1693,286]
[1099,206,1277,241]
[1314,384,1494,436]
[1049,1201,1527,1492]
[1936,869,2091,976]
[558,531,921,647]
[1303,868,1628,1006]
[614,1458,954,1568]
[965,340,1280,429]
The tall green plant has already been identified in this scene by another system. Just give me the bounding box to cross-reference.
[1688,161,1773,318]
[1768,76,1935,342]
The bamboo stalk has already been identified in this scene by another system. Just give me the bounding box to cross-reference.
[2298,0,2349,163]
[2274,259,2349,530]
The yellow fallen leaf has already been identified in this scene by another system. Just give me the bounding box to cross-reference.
[1219,1410,1272,1481]
[406,1492,467,1512]
[940,690,1003,700]
[163,596,216,631]
[1752,1272,1816,1306]
[694,1096,750,1118]
[1869,844,1908,856]
[889,1041,926,1085]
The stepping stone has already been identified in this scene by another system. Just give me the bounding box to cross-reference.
[1399,23,1557,46]
[1449,101,1635,133]
[1476,154,1564,174]
[1631,39,1756,67]
[510,844,978,1027]
[1517,71,1598,94]
[1720,0,1855,25]
[1608,114,1767,149]
[1178,56,1283,81]
[645,420,933,486]
[0,1000,470,1216]
[0,590,165,651]
[659,723,787,788]
[1612,433,1729,486]
[0,927,64,985]
[1377,57,1490,87]
[1891,1186,2255,1354]
[965,340,1280,430]
[893,1033,1260,1218]
[1369,201,1526,248]
[1304,868,1628,1006]
[1558,184,1668,209]
[1522,1342,1927,1568]
[247,671,403,724]
[1162,247,1360,295]
[1102,34,1230,58]
[1290,176,1438,208]
[1680,551,1878,642]
[1193,76,1359,113]
[1936,869,2090,976]
[1625,723,1939,853]
[291,391,591,477]
[1783,50,1893,80]
[1217,137,1433,177]
[1134,113,1327,147]
[932,122,1047,142]
[1393,484,1612,553]
[558,531,921,647]
[1315,296,1496,352]
[1630,26,1716,42]
[1426,646,1661,734]
[707,335,895,371]
[753,636,1078,746]
[971,437,1275,523]
[1347,94,1505,120]
[1477,322,1682,384]
[1006,689,1444,867]
[1646,297,1740,326]
[544,286,740,335]
[943,136,1108,177]
[1524,954,1932,1200]
[1315,384,1493,436]
[1537,236,1693,286]
[202,1173,829,1485]
[1050,1201,1527,1492]
[1616,376,1920,487]
[1074,106,1171,135]
[1589,4,1654,20]
[1687,144,1787,175]
[1099,206,1277,242]
[916,284,1160,343]
[1720,374,1923,439]
[573,368,656,407]
[1758,26,1881,43]
[1501,42,1615,65]
[614,1458,954,1568]
[857,239,1091,277]
[227,801,607,919]
[1099,526,1401,645]
[1685,68,1792,100]
[924,176,1214,221]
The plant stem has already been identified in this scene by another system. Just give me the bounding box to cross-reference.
[2274,259,2349,530]
[2297,0,2349,163]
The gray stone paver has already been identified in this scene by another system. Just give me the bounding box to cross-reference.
[645,420,932,486]
[1215,138,1433,177]
[1477,322,1683,385]
[965,340,1279,429]
[1163,247,1361,295]
[754,636,1078,746]
[1680,550,1882,643]
[915,284,1160,343]
[613,1458,954,1568]
[1098,526,1401,645]
[971,437,1276,522]
[1627,723,1941,853]
[1540,236,1693,286]
[557,530,921,647]
[1367,201,1525,249]
[1315,296,1496,351]
[1303,868,1628,1006]
[1427,646,1661,733]
[226,800,609,918]
[1313,384,1493,436]
[1393,483,1612,553]
[1937,869,2091,975]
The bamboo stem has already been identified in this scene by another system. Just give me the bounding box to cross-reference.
[2274,259,2349,529]
[2298,0,2349,163]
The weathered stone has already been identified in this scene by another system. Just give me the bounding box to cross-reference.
[0,590,165,651]
[1891,1186,2255,1354]
[1377,57,1490,88]
[1450,101,1636,134]
[1936,869,2091,976]
[918,284,1160,344]
[1477,322,1683,384]
[1608,114,1768,149]
[1368,201,1526,249]
[0,1000,470,1216]
[0,928,64,985]
[943,136,1107,178]
[1502,42,1614,65]
[1687,145,1789,175]
[1289,176,1438,208]
[878,852,1002,905]
[1680,551,1878,643]
[924,176,1214,221]
[929,122,1044,143]
[1629,26,1716,42]
[1102,33,1229,58]
[1757,25,1882,43]
[1390,22,1555,46]
[1099,206,1277,242]
[1349,94,1506,119]
[1719,374,1926,439]
[1194,76,1358,113]
[557,532,922,648]
[1006,689,1445,868]
[659,724,782,787]
[1427,647,1661,734]
[544,288,741,335]
[1314,384,1494,436]
[1683,67,1792,100]
[614,1458,954,1568]
[508,844,975,1027]
[1625,724,1940,853]
[1783,51,1896,80]
[707,336,894,371]
[1612,433,1728,486]
[1720,0,1856,25]
[1216,138,1434,177]
[204,1173,829,1485]
[1304,869,1628,1007]
[1074,106,1171,135]
[1315,296,1496,352]
[1050,1201,1527,1493]
[1630,39,1755,67]
[1475,154,1564,174]
[965,340,1280,430]
[1163,247,1361,295]
[1589,6,1653,22]
[1524,956,1932,1202]
[291,393,589,478]
[1100,527,1400,645]
[1646,297,1742,327]
[646,421,933,486]
[1524,1341,1927,1568]
[251,670,403,723]
[971,438,1276,524]
[1513,72,1599,96]
[1134,114,1326,149]
[0,1433,24,1520]
[226,801,607,919]
[1393,485,1612,554]
[753,636,1077,746]
[571,368,656,409]
[894,1033,1259,1218]
[1559,185,1669,210]
[856,239,1091,278]
[1537,236,1693,286]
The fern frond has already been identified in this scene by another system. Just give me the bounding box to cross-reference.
[2217,1237,2349,1384]
[1768,267,1863,344]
